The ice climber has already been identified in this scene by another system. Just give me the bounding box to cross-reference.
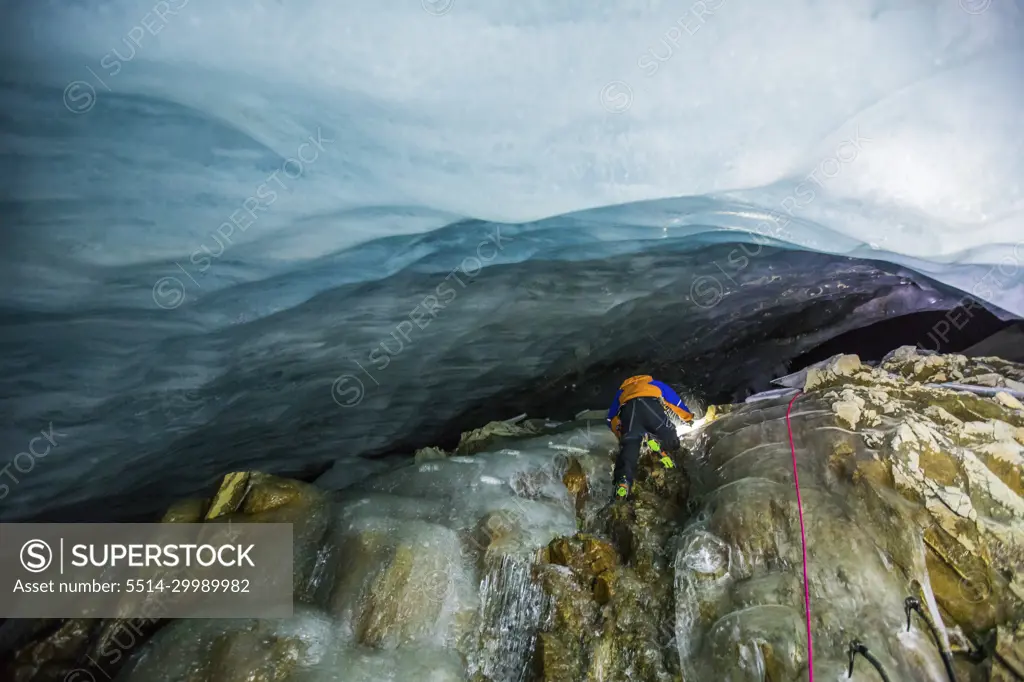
[606,374,693,500]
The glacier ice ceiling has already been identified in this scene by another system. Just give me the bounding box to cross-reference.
[0,0,1023,522]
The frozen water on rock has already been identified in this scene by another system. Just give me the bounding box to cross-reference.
[327,516,471,649]
[679,530,731,575]
[106,358,1024,680]
[895,628,951,682]
[320,427,589,677]
[116,607,337,681]
[672,396,955,680]
[468,554,548,682]
[118,423,599,681]
[358,448,578,510]
[306,647,467,682]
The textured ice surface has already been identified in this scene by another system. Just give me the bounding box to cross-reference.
[468,554,547,682]
[116,607,469,682]
[671,389,984,681]
[333,446,580,561]
[1,1,1023,521]
[0,244,982,521]
[115,607,337,681]
[115,427,594,681]
[3,1,1023,300]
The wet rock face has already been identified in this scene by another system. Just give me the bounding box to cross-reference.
[104,418,694,682]
[532,442,689,682]
[812,350,1024,635]
[880,346,1024,391]
[680,348,1023,680]
[15,350,1024,682]
[0,472,332,682]
[1,619,101,682]
[991,622,1024,682]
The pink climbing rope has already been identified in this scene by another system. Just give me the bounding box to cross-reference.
[786,391,815,680]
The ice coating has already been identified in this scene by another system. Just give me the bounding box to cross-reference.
[114,421,595,682]
[108,349,1024,682]
[1,0,1022,313]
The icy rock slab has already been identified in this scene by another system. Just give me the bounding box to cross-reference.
[322,425,595,677]
[326,516,474,651]
[115,424,593,682]
[156,472,336,606]
[467,554,547,682]
[673,478,928,679]
[343,445,583,561]
[675,349,1024,680]
[115,607,468,682]
[109,417,611,682]
[700,605,808,681]
[115,607,336,682]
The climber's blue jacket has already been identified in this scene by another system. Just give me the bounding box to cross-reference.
[606,375,693,437]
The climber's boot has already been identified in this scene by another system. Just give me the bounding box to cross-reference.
[614,478,631,501]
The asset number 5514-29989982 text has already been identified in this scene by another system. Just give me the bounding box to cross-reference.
[125,578,250,593]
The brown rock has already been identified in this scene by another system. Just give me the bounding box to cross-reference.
[995,391,1024,411]
[161,498,208,523]
[204,472,252,520]
[414,446,447,462]
[562,457,589,516]
[919,448,963,487]
[581,535,618,576]
[3,619,99,682]
[189,628,308,682]
[455,418,540,455]
[991,622,1024,682]
[533,632,581,682]
[242,474,309,514]
[593,571,615,605]
[472,509,529,563]
[547,534,618,580]
[805,354,863,391]
[922,529,1004,635]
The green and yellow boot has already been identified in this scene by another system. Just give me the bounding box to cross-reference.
[614,479,631,501]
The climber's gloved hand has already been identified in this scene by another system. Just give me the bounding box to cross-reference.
[645,438,675,468]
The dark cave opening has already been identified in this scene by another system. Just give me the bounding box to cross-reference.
[786,303,1016,370]
[393,301,1020,459]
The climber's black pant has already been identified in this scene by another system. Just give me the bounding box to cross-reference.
[612,397,681,488]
